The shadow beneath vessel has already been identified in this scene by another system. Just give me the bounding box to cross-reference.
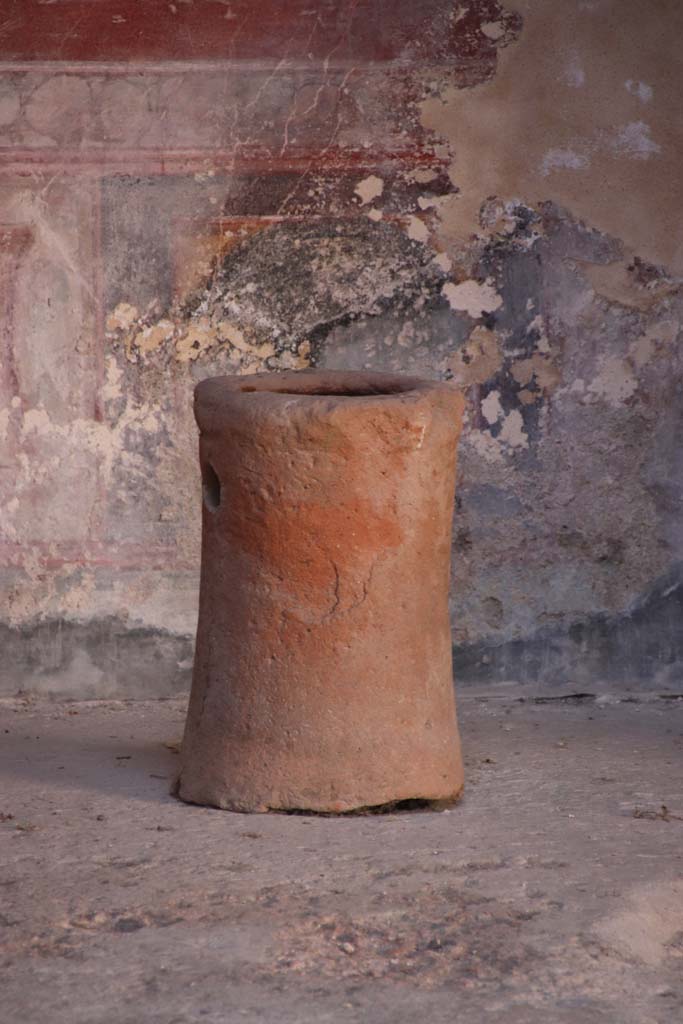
[0,715,184,807]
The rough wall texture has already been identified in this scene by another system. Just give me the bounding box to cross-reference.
[0,0,681,697]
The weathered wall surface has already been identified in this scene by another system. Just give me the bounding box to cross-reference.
[0,0,681,697]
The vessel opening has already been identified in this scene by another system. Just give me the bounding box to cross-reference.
[202,462,221,511]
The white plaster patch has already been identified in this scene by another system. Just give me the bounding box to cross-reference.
[396,322,414,347]
[101,354,123,403]
[541,147,589,176]
[498,408,528,449]
[0,407,10,444]
[625,79,653,103]
[527,314,550,353]
[406,167,438,184]
[481,389,504,425]
[406,215,429,243]
[21,406,52,438]
[442,279,502,318]
[14,398,155,501]
[630,319,678,369]
[630,333,656,371]
[139,408,160,433]
[0,84,19,127]
[610,121,660,159]
[466,428,504,464]
[354,175,384,205]
[481,20,505,40]
[563,55,585,88]
[587,357,638,405]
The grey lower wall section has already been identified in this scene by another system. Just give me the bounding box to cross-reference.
[0,618,193,700]
[2,565,681,698]
[453,564,683,690]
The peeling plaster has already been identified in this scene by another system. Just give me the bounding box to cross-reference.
[447,326,502,386]
[510,353,561,394]
[498,408,528,448]
[563,55,586,88]
[610,121,660,160]
[481,21,506,41]
[406,215,429,243]
[105,302,139,333]
[587,357,638,406]
[442,279,502,317]
[625,79,653,103]
[354,175,384,205]
[581,259,680,311]
[465,426,505,465]
[0,407,10,444]
[541,148,590,177]
[481,389,504,425]
[420,0,683,273]
[630,319,678,368]
[406,167,439,184]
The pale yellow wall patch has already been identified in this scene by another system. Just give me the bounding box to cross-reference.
[133,319,175,356]
[447,326,502,386]
[106,302,139,333]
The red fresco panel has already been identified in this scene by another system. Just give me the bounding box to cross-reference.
[0,0,443,63]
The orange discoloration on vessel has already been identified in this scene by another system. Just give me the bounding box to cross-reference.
[177,370,465,813]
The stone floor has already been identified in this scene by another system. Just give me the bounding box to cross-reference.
[1,689,682,1024]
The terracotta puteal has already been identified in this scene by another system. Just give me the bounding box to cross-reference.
[176,370,465,813]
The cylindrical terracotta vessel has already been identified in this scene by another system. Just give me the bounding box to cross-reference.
[176,370,465,813]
